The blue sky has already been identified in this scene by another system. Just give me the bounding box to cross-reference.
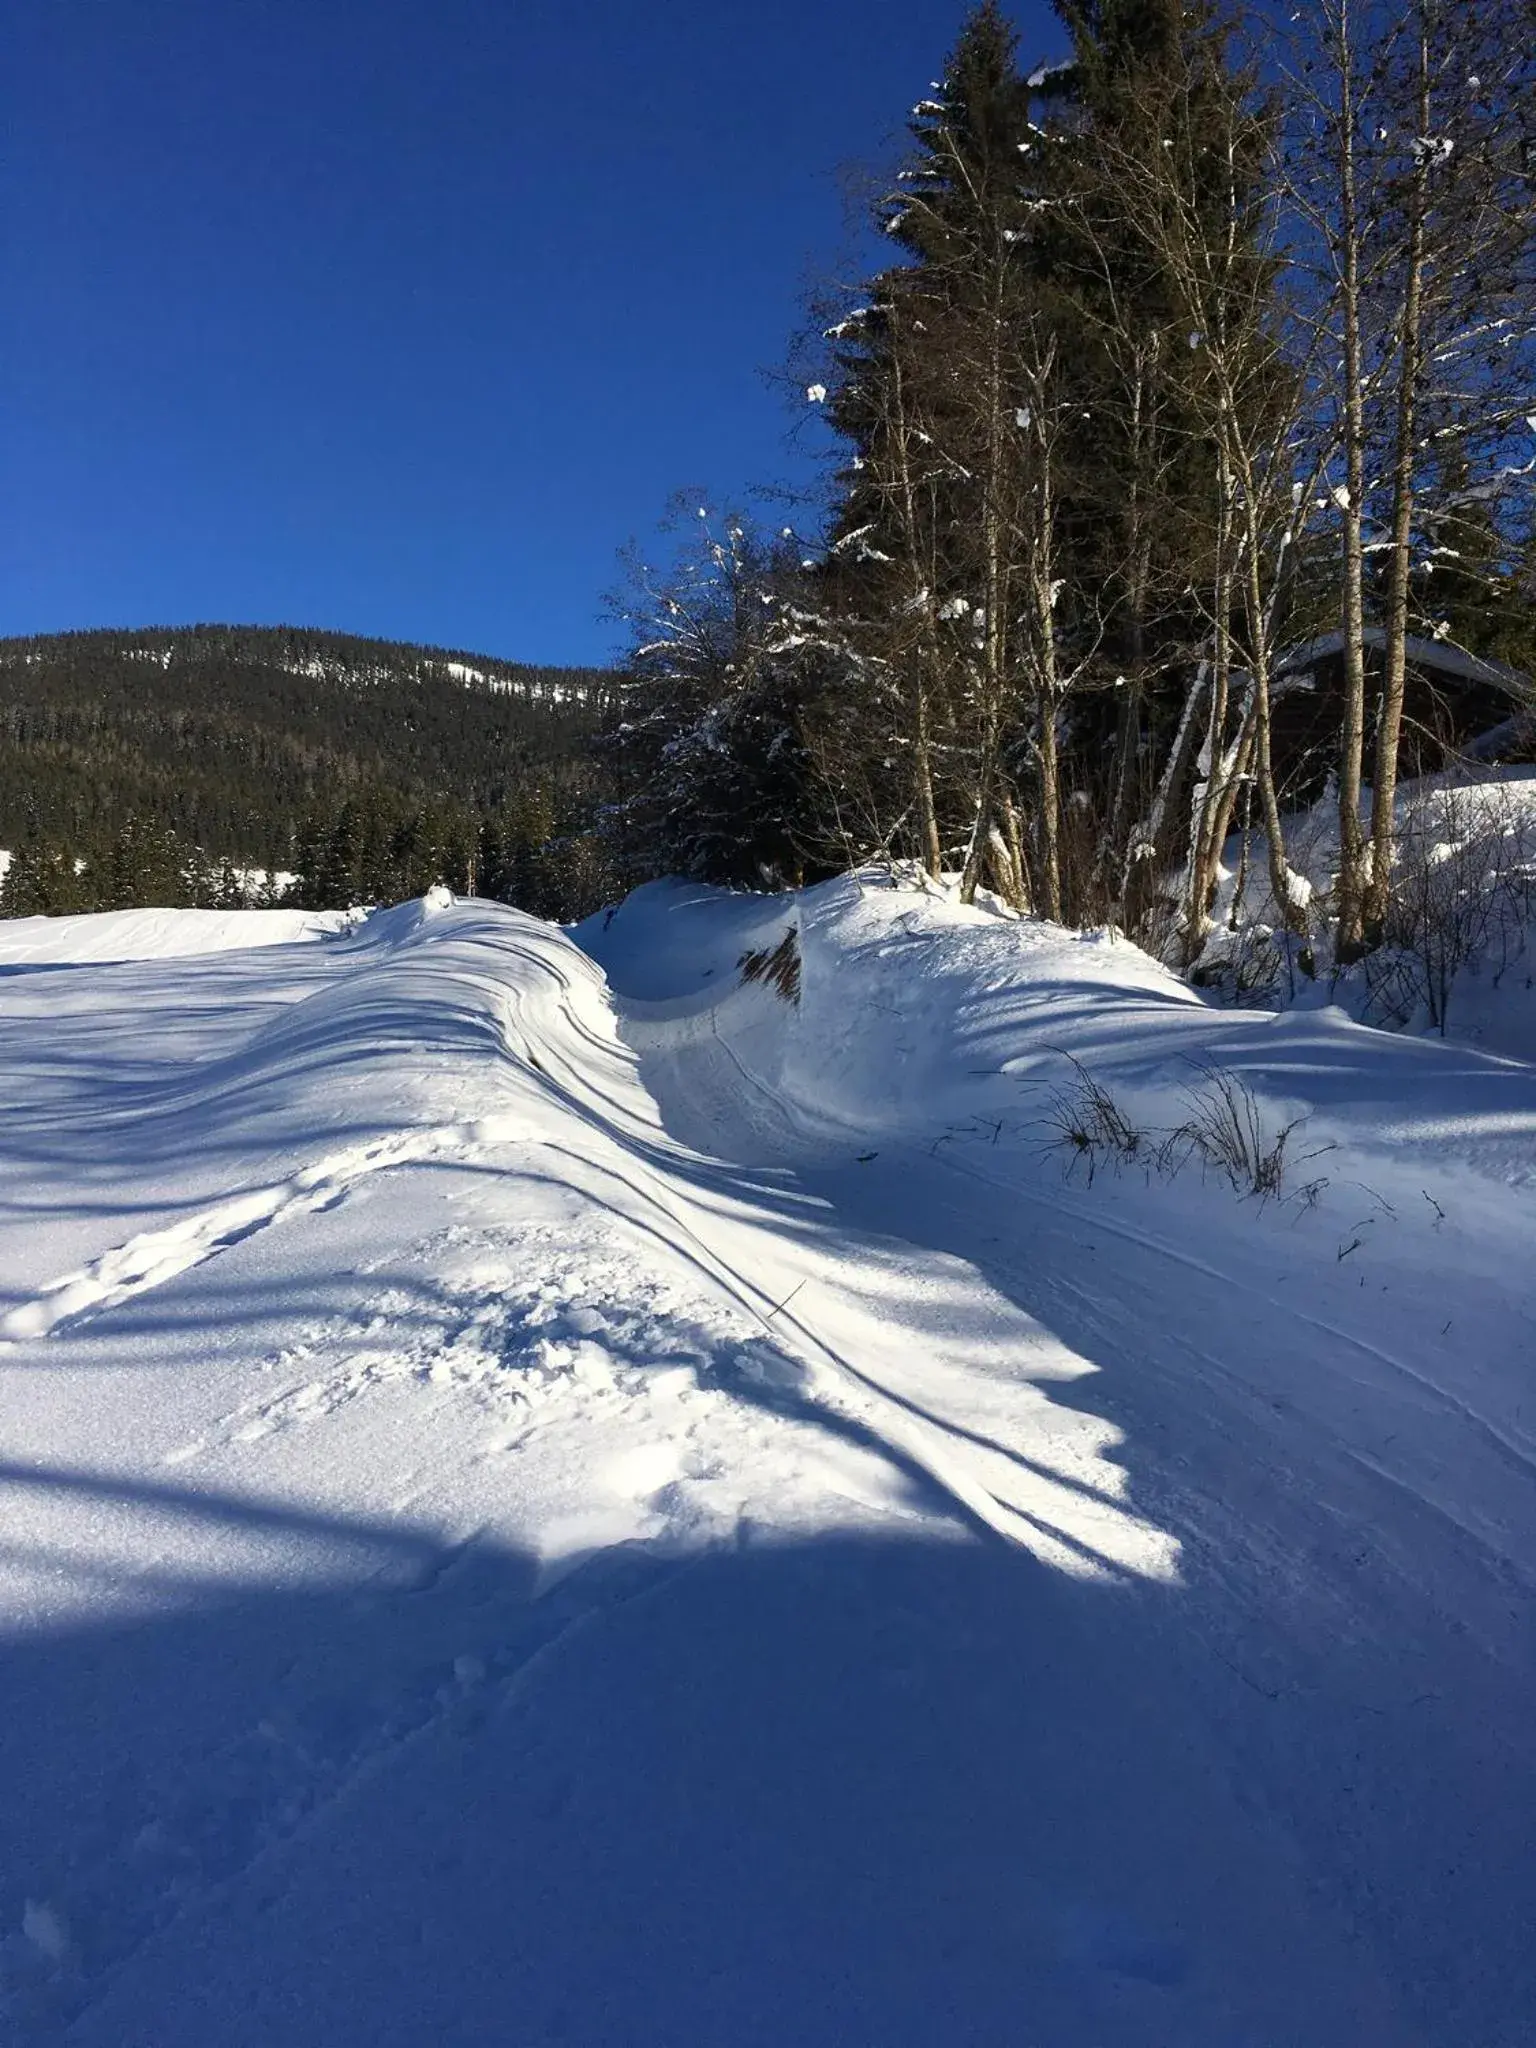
[3,1,1059,667]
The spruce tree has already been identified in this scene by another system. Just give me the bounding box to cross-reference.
[815,4,1047,904]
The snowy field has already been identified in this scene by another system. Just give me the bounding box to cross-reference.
[1,877,1533,2044]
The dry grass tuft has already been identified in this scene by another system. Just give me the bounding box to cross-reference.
[1036,1053,1332,1203]
[739,927,802,1004]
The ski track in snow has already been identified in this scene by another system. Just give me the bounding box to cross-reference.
[1,950,1165,1576]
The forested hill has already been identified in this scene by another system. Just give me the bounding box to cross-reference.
[0,624,617,919]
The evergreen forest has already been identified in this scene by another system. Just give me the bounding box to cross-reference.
[0,625,614,920]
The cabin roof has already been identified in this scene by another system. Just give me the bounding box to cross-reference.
[1275,629,1531,698]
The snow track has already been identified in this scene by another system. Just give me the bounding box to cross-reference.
[1,1127,488,1344]
[582,876,1536,2046]
[2,883,1534,2045]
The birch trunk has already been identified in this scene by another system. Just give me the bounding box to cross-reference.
[1364,15,1431,942]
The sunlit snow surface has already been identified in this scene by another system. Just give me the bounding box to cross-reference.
[1,878,1533,2044]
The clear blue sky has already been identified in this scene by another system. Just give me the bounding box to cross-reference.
[3,1,1058,667]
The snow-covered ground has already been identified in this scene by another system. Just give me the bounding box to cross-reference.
[1207,765,1536,1060]
[2,877,1533,2044]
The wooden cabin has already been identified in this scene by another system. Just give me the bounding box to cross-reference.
[1270,630,1533,801]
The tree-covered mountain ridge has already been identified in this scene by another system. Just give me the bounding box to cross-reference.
[0,623,617,920]
[0,622,608,710]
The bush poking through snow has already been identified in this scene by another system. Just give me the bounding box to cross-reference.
[1190,924,1289,1005]
[739,927,801,1004]
[1167,1066,1327,1201]
[1037,1055,1328,1203]
[1037,1055,1149,1184]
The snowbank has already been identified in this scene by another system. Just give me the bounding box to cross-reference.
[1208,766,1536,1061]
[585,868,1536,1198]
[0,903,344,966]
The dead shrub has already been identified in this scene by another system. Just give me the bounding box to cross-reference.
[1035,1055,1149,1183]
[1034,1053,1331,1203]
[739,926,802,1004]
[1165,1065,1327,1200]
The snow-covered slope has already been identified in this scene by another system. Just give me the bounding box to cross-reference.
[1208,764,1536,1061]
[0,903,343,966]
[2,882,1534,2044]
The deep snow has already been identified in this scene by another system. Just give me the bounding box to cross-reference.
[1207,764,1536,1061]
[1,876,1533,2045]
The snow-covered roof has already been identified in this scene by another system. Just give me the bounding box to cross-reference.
[1276,629,1531,697]
[1465,708,1536,761]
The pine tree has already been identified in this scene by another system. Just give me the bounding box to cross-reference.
[810,1,1267,922]
[105,812,190,909]
[0,816,90,917]
[315,803,367,909]
[816,4,1046,905]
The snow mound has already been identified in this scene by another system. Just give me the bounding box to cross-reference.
[573,878,792,1004]
[0,904,343,966]
[586,868,1536,1196]
[347,883,457,949]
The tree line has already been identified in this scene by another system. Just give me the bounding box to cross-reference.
[610,0,1536,978]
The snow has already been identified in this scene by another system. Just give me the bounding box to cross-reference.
[230,865,300,900]
[2,880,1535,2042]
[1276,625,1531,692]
[434,658,573,702]
[1212,765,1536,1059]
[0,904,341,966]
